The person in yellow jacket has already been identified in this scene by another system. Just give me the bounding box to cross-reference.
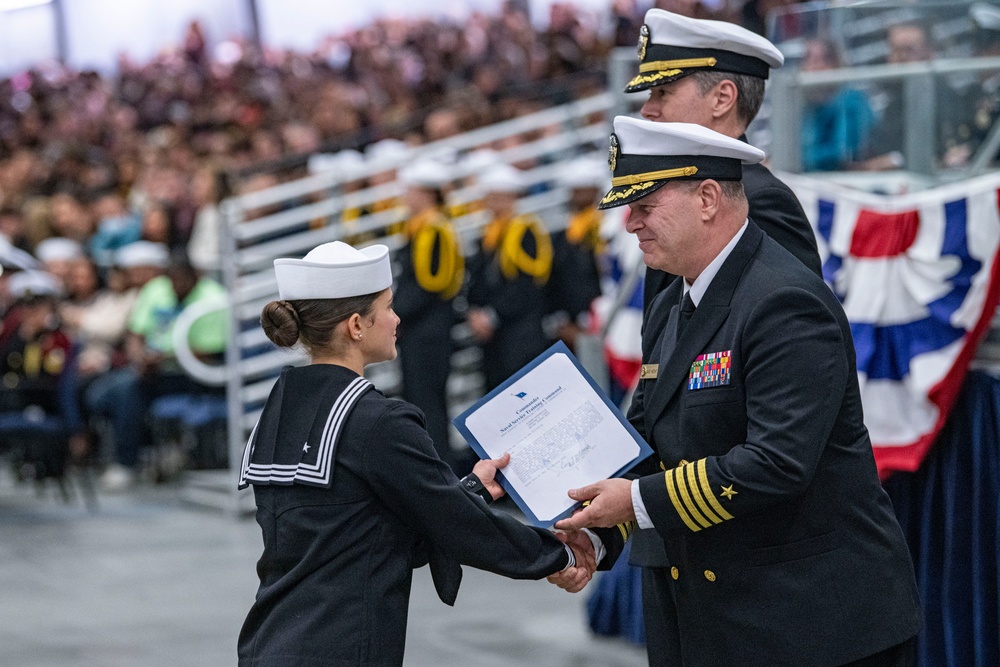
[466,163,554,391]
[392,159,466,472]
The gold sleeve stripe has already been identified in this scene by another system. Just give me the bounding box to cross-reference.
[674,466,712,528]
[684,462,723,525]
[697,458,734,521]
[617,523,629,542]
[665,469,702,532]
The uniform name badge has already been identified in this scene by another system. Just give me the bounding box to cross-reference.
[640,363,658,380]
[688,351,731,390]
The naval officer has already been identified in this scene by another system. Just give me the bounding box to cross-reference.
[554,118,921,667]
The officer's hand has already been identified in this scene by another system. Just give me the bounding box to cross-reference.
[546,530,595,593]
[553,478,635,530]
[471,452,510,501]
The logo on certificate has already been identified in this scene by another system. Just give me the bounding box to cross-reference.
[512,391,527,399]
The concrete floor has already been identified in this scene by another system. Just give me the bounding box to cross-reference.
[0,471,646,667]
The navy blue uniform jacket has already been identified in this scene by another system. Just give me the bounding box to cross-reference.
[623,222,920,666]
[238,364,569,666]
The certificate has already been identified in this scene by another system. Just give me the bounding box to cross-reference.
[453,342,653,527]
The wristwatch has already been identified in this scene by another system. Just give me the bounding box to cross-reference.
[461,473,494,504]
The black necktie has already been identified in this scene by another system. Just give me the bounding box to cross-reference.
[678,292,696,339]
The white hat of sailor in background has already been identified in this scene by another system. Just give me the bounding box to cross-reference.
[8,269,62,302]
[365,139,411,169]
[273,242,392,301]
[115,240,170,268]
[558,156,609,191]
[477,163,526,194]
[35,237,84,264]
[598,117,764,210]
[398,159,452,190]
[626,9,784,93]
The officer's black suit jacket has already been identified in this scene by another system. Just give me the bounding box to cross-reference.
[239,364,570,666]
[624,222,920,666]
[632,157,824,570]
[642,159,823,310]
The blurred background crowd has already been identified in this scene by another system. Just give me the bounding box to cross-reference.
[0,0,998,494]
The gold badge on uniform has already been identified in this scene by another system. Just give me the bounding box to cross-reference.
[640,363,658,380]
[608,134,619,173]
[637,24,650,61]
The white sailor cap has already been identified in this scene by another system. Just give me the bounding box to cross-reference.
[35,237,84,263]
[599,117,764,210]
[273,242,392,301]
[398,159,452,189]
[460,148,502,174]
[308,149,366,179]
[558,157,609,190]
[115,241,170,268]
[626,9,784,93]
[8,270,62,301]
[366,139,411,169]
[972,2,1000,31]
[478,164,525,194]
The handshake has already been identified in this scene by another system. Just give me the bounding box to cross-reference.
[473,453,639,595]
[548,529,598,593]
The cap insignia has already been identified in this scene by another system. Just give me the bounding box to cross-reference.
[608,134,619,173]
[637,24,650,61]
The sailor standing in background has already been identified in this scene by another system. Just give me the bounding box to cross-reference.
[548,157,607,352]
[466,163,554,391]
[392,160,465,472]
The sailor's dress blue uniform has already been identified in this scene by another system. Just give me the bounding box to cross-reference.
[237,364,570,666]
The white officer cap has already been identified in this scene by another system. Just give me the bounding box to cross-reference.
[115,241,170,268]
[626,9,784,93]
[366,139,411,169]
[35,237,84,263]
[8,270,62,301]
[478,164,525,194]
[398,159,452,189]
[273,242,392,300]
[558,157,609,190]
[598,117,764,210]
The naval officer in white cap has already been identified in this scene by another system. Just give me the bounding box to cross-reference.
[552,119,920,667]
[238,241,597,667]
[627,9,822,310]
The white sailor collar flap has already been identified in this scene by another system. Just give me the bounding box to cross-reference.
[239,368,372,489]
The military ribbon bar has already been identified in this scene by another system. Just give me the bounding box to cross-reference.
[688,350,731,390]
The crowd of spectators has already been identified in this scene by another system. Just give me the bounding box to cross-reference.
[0,0,681,492]
[14,0,981,494]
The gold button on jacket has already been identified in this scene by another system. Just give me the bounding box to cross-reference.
[670,566,679,580]
[704,570,716,582]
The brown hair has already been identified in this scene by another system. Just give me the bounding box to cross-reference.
[260,291,383,356]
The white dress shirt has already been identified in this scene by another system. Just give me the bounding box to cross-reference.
[631,220,748,529]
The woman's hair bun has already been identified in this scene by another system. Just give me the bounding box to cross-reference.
[261,300,301,348]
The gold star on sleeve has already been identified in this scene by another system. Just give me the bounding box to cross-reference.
[720,485,738,500]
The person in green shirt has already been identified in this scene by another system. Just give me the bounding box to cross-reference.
[91,249,227,491]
